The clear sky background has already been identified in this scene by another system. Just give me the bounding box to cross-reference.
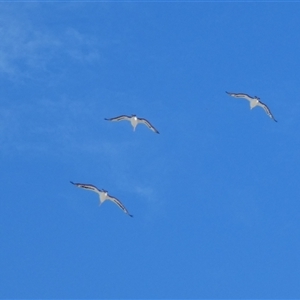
[1,1,300,299]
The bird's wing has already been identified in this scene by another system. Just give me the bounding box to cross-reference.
[226,91,256,102]
[70,181,101,193]
[106,194,133,217]
[138,118,159,134]
[104,115,131,122]
[257,101,277,122]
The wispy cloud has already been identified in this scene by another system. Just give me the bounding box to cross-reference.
[134,184,165,221]
[0,5,101,80]
[135,186,157,204]
[63,27,101,64]
[0,106,20,146]
[0,96,99,156]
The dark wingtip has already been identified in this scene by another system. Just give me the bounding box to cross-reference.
[129,214,133,217]
[70,181,75,185]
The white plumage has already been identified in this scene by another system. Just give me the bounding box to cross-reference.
[226,91,277,122]
[70,181,133,217]
[105,114,159,133]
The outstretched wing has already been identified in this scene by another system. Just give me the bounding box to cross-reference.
[70,181,101,193]
[106,194,133,217]
[104,115,131,122]
[138,118,159,134]
[226,91,257,102]
[257,101,277,122]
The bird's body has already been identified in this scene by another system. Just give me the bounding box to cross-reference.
[226,91,277,122]
[70,181,133,217]
[105,114,159,133]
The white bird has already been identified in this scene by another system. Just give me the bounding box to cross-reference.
[226,91,277,122]
[105,114,159,134]
[70,181,133,217]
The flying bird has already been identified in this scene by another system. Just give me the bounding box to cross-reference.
[226,91,277,122]
[70,181,133,217]
[105,114,159,133]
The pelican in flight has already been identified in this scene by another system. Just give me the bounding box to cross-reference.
[70,181,133,217]
[226,91,277,122]
[105,114,159,133]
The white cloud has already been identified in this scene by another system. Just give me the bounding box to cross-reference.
[0,5,101,80]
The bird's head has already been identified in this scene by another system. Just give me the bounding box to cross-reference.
[254,96,260,100]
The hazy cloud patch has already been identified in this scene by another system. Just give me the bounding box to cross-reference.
[0,7,101,80]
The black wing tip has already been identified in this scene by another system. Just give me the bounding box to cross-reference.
[129,214,133,217]
[70,181,75,185]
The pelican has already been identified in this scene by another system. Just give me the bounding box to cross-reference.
[70,181,133,217]
[105,114,159,133]
[226,91,277,122]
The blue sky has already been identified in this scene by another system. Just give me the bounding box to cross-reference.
[1,1,300,298]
